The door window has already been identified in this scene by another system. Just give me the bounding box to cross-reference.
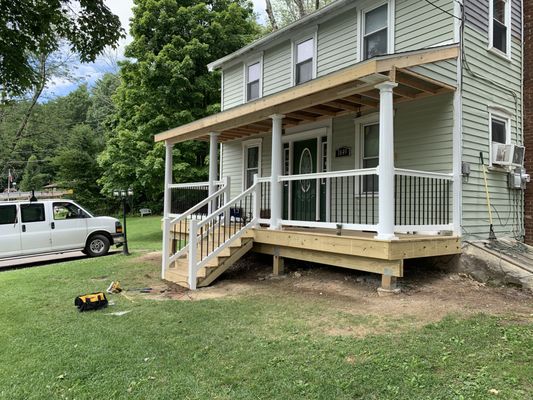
[299,148,313,192]
[53,202,88,220]
[0,205,17,225]
[20,203,45,223]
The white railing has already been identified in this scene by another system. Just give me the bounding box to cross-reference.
[168,180,225,218]
[162,177,230,278]
[187,177,259,289]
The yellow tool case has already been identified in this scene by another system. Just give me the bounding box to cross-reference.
[74,292,108,312]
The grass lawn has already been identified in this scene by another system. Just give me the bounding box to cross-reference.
[0,216,532,399]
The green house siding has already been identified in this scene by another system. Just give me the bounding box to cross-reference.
[461,27,523,239]
[263,42,292,96]
[317,7,358,77]
[222,63,243,111]
[395,0,454,52]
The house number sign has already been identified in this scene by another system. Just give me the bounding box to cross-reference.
[335,146,352,158]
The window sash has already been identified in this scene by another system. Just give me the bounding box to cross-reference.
[247,80,259,101]
[491,118,507,144]
[244,145,260,189]
[296,58,313,84]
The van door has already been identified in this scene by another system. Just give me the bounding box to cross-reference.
[20,202,52,255]
[0,204,21,258]
[50,201,88,251]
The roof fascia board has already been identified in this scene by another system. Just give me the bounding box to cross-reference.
[207,0,356,72]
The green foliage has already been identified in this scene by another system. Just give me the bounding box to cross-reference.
[98,0,260,203]
[0,0,123,99]
[269,0,334,28]
[19,154,49,191]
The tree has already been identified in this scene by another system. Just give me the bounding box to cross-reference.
[99,0,260,205]
[19,155,49,191]
[266,0,333,29]
[0,0,124,99]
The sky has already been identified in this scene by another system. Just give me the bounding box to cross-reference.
[44,0,267,98]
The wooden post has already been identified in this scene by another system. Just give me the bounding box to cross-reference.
[273,254,285,276]
[188,220,198,290]
[161,141,173,279]
[381,274,397,291]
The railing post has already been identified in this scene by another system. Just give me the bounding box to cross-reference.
[253,174,260,226]
[270,114,284,229]
[188,219,198,290]
[223,176,231,227]
[375,81,398,241]
[162,141,173,279]
[208,132,219,215]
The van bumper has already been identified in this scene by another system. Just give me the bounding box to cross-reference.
[112,233,125,246]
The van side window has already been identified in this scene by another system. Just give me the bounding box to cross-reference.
[0,205,17,225]
[53,202,87,220]
[21,203,45,223]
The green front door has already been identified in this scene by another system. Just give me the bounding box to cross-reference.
[292,138,317,221]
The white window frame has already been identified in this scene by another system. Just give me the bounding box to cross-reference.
[243,54,263,102]
[488,0,512,60]
[357,0,394,62]
[242,138,262,190]
[291,28,318,86]
[488,107,512,167]
[354,113,380,194]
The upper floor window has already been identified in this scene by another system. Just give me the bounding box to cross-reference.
[295,37,314,85]
[246,61,261,101]
[363,4,389,60]
[489,0,511,57]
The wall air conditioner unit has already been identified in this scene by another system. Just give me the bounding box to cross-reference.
[492,143,525,167]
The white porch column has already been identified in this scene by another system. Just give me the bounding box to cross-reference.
[162,141,173,278]
[208,132,219,214]
[270,114,284,229]
[375,81,398,241]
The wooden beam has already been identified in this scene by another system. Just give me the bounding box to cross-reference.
[343,95,379,108]
[397,68,456,92]
[253,243,404,277]
[325,100,361,112]
[304,106,339,116]
[155,45,459,143]
[393,86,418,99]
[287,111,317,121]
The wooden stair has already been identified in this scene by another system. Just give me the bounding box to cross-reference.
[164,229,254,289]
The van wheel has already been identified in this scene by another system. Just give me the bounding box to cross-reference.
[85,235,110,257]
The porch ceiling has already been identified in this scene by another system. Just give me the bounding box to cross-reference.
[155,45,459,144]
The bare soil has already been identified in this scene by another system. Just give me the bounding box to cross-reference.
[130,251,533,336]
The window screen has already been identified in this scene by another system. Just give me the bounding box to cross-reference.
[21,203,45,223]
[363,4,388,60]
[0,205,17,225]
[296,38,314,84]
[491,118,507,144]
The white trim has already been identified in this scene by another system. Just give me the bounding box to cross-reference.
[280,219,378,232]
[488,0,512,60]
[242,138,262,191]
[291,28,318,86]
[282,127,327,143]
[488,108,512,167]
[452,0,463,237]
[354,112,380,195]
[220,70,225,111]
[357,0,394,62]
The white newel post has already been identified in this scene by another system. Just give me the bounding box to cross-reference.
[208,132,219,215]
[270,114,284,229]
[375,81,398,241]
[162,141,174,278]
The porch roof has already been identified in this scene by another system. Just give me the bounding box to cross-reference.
[154,45,459,144]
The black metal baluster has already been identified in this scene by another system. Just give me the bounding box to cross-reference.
[358,176,362,224]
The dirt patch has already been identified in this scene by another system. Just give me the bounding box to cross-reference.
[129,252,533,336]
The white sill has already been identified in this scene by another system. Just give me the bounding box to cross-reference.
[488,165,510,173]
[487,46,512,62]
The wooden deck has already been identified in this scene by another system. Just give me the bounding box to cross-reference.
[167,223,461,291]
[249,227,461,286]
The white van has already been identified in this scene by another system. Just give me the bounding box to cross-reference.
[0,199,124,259]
